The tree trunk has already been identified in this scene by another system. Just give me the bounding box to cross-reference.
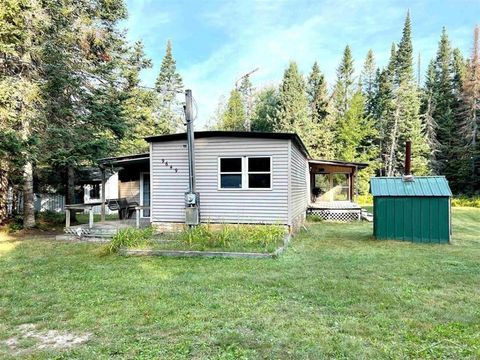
[23,161,36,228]
[66,165,77,223]
[0,169,8,224]
[387,107,400,177]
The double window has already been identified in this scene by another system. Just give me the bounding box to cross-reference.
[219,157,272,189]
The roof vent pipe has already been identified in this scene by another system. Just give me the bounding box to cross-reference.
[403,141,414,182]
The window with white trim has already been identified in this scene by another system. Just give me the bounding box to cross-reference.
[219,156,272,189]
[219,157,242,188]
[247,157,271,188]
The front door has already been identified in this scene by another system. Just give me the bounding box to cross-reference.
[140,173,150,217]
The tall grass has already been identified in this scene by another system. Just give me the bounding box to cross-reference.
[174,224,286,252]
[103,227,154,254]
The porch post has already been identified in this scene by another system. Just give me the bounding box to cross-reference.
[65,209,70,228]
[354,165,359,202]
[136,208,140,228]
[100,166,106,222]
[89,208,94,229]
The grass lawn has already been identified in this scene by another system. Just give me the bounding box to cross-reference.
[0,208,479,359]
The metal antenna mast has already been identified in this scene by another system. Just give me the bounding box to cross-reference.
[184,89,199,226]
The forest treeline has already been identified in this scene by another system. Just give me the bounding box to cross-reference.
[212,14,480,196]
[0,0,184,226]
[0,2,479,228]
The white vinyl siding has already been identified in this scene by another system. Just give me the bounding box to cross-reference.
[150,140,189,223]
[150,137,290,224]
[289,140,308,225]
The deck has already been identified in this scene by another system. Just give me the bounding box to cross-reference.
[60,218,151,241]
[308,201,361,210]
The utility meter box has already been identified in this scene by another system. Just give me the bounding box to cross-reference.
[185,192,200,225]
[185,207,199,225]
[185,192,197,206]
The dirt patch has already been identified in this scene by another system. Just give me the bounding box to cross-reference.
[3,323,91,355]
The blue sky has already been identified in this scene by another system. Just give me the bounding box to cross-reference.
[123,0,479,129]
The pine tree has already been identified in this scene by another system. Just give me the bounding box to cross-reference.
[118,42,163,154]
[459,26,480,191]
[155,40,184,132]
[421,59,440,171]
[307,62,329,122]
[0,0,45,227]
[452,48,468,95]
[250,87,279,132]
[384,12,430,176]
[395,11,414,84]
[39,0,131,223]
[276,62,310,132]
[216,89,246,131]
[238,75,254,130]
[306,62,336,158]
[332,46,355,117]
[276,62,322,157]
[361,50,377,116]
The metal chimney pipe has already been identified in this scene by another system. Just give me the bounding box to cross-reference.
[405,141,411,176]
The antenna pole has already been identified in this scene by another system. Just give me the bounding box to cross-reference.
[185,90,195,193]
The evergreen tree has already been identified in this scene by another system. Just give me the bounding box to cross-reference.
[250,87,279,132]
[307,62,329,122]
[118,42,164,154]
[373,44,397,175]
[332,46,355,117]
[276,62,310,132]
[452,48,468,95]
[307,62,336,158]
[238,75,254,130]
[276,62,321,156]
[459,26,480,192]
[385,12,430,175]
[39,0,130,222]
[0,0,45,227]
[361,50,377,116]
[155,40,184,132]
[421,59,440,171]
[216,89,246,131]
[395,11,414,84]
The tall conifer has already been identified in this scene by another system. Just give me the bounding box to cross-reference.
[155,40,184,131]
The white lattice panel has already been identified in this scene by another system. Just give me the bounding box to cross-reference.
[308,209,361,222]
[64,227,91,237]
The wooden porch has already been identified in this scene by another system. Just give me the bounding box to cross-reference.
[62,218,150,239]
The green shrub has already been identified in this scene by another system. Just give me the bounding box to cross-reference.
[306,214,323,222]
[103,227,155,254]
[357,194,373,205]
[4,215,23,233]
[451,196,480,208]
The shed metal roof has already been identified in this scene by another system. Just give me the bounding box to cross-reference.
[370,176,452,197]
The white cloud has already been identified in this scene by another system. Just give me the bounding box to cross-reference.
[124,0,479,129]
[181,0,407,128]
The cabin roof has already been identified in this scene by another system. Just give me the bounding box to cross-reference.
[144,131,310,157]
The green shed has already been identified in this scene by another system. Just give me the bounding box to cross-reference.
[370,176,452,243]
